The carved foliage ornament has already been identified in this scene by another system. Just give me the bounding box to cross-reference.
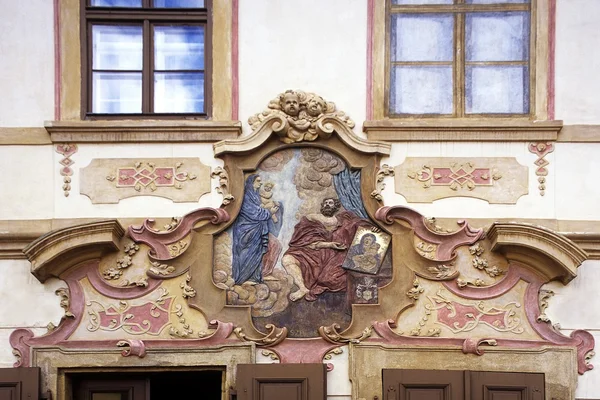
[248,90,355,143]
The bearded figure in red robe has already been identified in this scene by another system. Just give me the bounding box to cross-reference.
[282,197,373,301]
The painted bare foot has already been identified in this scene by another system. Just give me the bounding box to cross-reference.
[263,275,278,281]
[289,288,309,301]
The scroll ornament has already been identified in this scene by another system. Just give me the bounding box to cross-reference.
[248,90,355,143]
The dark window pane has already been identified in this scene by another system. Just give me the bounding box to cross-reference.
[90,0,142,7]
[93,72,142,113]
[154,72,204,113]
[390,66,453,114]
[153,0,205,7]
[466,66,529,113]
[154,26,204,70]
[391,14,454,62]
[466,12,530,62]
[93,25,143,70]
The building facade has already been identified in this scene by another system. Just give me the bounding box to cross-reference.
[1,0,599,399]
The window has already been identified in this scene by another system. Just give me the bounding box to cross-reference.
[386,0,533,118]
[82,0,210,117]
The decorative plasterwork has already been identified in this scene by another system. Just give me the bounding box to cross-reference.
[487,222,587,284]
[528,141,555,196]
[23,220,125,282]
[211,166,234,205]
[214,90,391,156]
[362,120,563,142]
[55,143,78,197]
[80,158,211,204]
[46,121,241,143]
[371,164,394,202]
[395,157,528,204]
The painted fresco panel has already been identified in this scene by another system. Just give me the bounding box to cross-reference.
[214,148,391,338]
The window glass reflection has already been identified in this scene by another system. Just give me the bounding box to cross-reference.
[154,72,204,113]
[154,26,204,70]
[93,25,143,70]
[91,0,142,7]
[93,72,142,113]
[153,0,205,7]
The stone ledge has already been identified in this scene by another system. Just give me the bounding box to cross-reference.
[45,120,242,143]
[363,119,563,142]
[2,217,600,261]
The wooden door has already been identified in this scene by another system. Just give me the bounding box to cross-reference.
[382,369,464,400]
[236,364,326,400]
[0,368,39,400]
[74,379,147,400]
[469,371,544,400]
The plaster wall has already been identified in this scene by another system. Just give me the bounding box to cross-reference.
[52,143,223,219]
[237,0,367,137]
[555,0,600,124]
[381,141,556,219]
[545,260,600,398]
[0,0,54,127]
[0,146,55,220]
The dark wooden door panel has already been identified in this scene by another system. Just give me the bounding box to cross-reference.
[469,371,544,400]
[0,368,39,400]
[75,379,147,400]
[383,370,464,400]
[237,364,326,400]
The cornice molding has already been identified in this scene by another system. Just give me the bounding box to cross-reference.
[363,119,563,142]
[487,222,588,284]
[45,120,242,143]
[23,220,125,282]
[3,218,600,261]
[214,114,391,156]
[0,128,52,145]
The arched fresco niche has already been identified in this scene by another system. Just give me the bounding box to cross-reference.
[213,148,392,337]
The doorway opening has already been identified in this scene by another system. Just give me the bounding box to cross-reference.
[70,369,223,400]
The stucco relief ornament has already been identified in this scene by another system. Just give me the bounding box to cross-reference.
[248,90,355,143]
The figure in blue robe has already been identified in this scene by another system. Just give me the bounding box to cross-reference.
[232,174,277,284]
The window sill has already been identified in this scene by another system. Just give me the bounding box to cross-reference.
[45,120,241,143]
[363,119,563,142]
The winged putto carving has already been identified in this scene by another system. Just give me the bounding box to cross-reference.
[248,90,355,143]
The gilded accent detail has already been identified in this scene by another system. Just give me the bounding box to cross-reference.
[86,288,174,336]
[234,324,288,346]
[408,162,502,191]
[323,347,344,360]
[149,262,176,276]
[371,164,395,202]
[427,263,456,280]
[427,290,524,334]
[261,349,280,361]
[107,161,197,192]
[406,278,424,300]
[102,242,140,281]
[319,323,373,344]
[55,287,75,320]
[181,273,196,299]
[469,243,505,278]
[211,166,235,205]
[537,289,555,323]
